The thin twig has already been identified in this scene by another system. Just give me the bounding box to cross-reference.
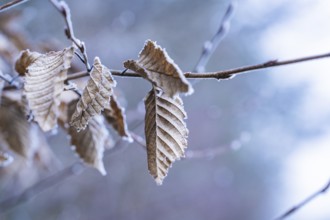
[185,146,228,159]
[0,0,28,12]
[49,0,91,71]
[0,70,22,88]
[0,137,127,214]
[194,2,236,73]
[274,178,330,220]
[130,132,229,159]
[64,51,330,81]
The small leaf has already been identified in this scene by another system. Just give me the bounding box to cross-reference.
[144,88,188,185]
[68,100,113,175]
[70,57,116,131]
[15,46,75,131]
[103,94,132,141]
[0,97,38,160]
[0,151,13,167]
[124,40,193,97]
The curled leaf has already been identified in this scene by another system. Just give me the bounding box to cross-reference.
[15,50,41,76]
[15,46,75,131]
[68,100,113,175]
[103,94,132,141]
[70,57,116,131]
[144,88,188,185]
[124,40,193,97]
[0,151,13,167]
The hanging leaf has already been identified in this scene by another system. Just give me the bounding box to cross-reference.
[0,150,13,167]
[68,100,113,175]
[15,46,75,131]
[144,88,189,185]
[70,57,116,131]
[0,97,38,160]
[124,40,193,98]
[103,94,132,141]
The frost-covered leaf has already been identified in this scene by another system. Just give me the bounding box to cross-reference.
[70,57,116,131]
[0,97,38,160]
[0,150,13,167]
[104,94,131,141]
[15,46,74,131]
[124,40,193,97]
[144,88,188,185]
[68,100,113,175]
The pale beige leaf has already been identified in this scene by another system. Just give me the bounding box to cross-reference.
[15,46,75,131]
[124,40,193,97]
[70,57,116,131]
[144,88,188,185]
[103,94,132,141]
[0,97,39,160]
[0,150,13,167]
[68,100,113,175]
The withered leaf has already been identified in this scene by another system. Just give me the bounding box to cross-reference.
[0,97,39,160]
[124,40,193,97]
[0,150,13,167]
[70,57,116,131]
[144,88,188,185]
[15,46,75,131]
[68,100,113,175]
[104,94,132,141]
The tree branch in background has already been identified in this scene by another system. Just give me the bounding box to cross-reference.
[274,178,330,220]
[0,0,28,12]
[49,0,91,71]
[0,136,130,214]
[194,2,235,73]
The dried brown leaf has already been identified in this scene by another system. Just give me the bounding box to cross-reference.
[15,46,75,131]
[0,97,38,160]
[15,50,41,76]
[68,100,113,175]
[0,150,13,167]
[144,88,188,185]
[124,40,193,97]
[70,57,116,131]
[103,94,132,141]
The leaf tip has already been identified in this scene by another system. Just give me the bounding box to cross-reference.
[155,177,163,186]
[96,161,107,176]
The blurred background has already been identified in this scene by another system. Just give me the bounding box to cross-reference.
[1,0,330,219]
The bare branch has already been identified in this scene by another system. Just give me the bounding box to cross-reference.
[194,2,236,73]
[64,51,330,81]
[49,0,91,71]
[0,0,28,12]
[274,178,330,220]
